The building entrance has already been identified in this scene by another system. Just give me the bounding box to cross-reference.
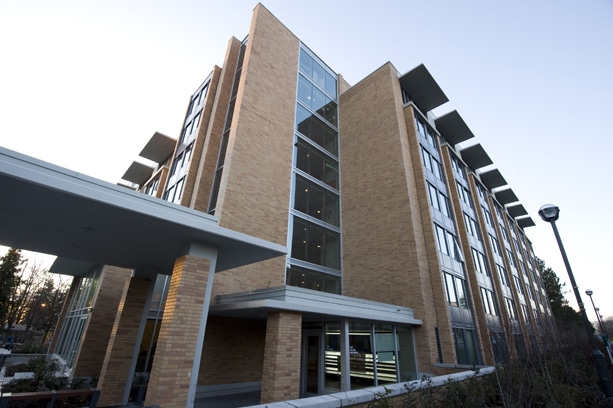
[302,330,322,396]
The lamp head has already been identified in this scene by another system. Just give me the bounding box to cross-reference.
[586,289,594,296]
[539,204,560,223]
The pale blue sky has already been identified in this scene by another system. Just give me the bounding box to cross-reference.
[1,1,612,317]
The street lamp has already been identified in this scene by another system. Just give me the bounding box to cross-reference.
[586,289,613,365]
[538,204,613,397]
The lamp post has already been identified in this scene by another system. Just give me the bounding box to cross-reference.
[586,289,613,365]
[538,204,613,397]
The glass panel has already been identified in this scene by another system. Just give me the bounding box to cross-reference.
[445,273,457,306]
[299,48,314,78]
[374,325,397,385]
[312,62,326,89]
[324,322,341,390]
[297,75,312,107]
[306,335,319,394]
[349,322,374,389]
[397,326,417,381]
[453,328,468,365]
[286,265,340,293]
[291,216,340,270]
[296,104,338,156]
[295,141,339,189]
[455,278,468,309]
[325,71,337,98]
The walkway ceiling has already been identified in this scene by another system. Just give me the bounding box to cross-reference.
[0,147,285,275]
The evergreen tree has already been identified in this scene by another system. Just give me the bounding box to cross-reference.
[0,248,23,331]
[537,257,583,326]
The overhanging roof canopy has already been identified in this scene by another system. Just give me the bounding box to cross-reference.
[479,169,507,190]
[139,131,176,163]
[460,144,493,171]
[434,110,475,146]
[517,217,536,229]
[399,64,449,113]
[122,161,154,185]
[507,203,528,218]
[494,188,519,205]
[211,286,423,325]
[0,147,285,274]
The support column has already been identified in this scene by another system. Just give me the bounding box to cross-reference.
[145,251,216,408]
[73,266,132,377]
[97,275,152,407]
[260,311,302,404]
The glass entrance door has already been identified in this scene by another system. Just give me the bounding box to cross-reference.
[302,331,321,396]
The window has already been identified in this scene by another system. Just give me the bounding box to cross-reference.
[451,154,467,182]
[428,183,450,217]
[299,48,337,98]
[464,213,481,241]
[481,287,498,316]
[497,264,510,287]
[453,328,478,365]
[420,147,443,181]
[514,276,524,295]
[471,248,489,276]
[435,226,464,262]
[295,139,338,189]
[444,272,469,309]
[294,174,340,226]
[296,104,338,156]
[286,265,340,293]
[291,216,340,270]
[505,297,517,319]
[457,182,474,209]
[489,234,502,257]
[288,46,341,294]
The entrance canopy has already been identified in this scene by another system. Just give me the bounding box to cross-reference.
[0,147,286,275]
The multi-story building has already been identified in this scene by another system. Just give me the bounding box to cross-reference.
[42,3,553,407]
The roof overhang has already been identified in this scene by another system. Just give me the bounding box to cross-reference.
[121,161,154,185]
[399,64,449,113]
[210,286,423,325]
[0,147,286,274]
[494,188,519,205]
[434,110,475,146]
[517,217,536,229]
[460,144,493,171]
[139,131,176,163]
[507,203,528,218]
[479,169,507,190]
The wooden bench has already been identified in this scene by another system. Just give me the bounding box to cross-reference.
[0,388,99,408]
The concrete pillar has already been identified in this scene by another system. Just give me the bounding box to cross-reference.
[97,275,152,407]
[145,251,216,408]
[260,311,302,403]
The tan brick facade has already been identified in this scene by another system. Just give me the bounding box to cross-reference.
[260,311,302,403]
[339,63,455,371]
[97,275,152,407]
[73,265,132,377]
[208,4,299,298]
[198,316,266,385]
[145,255,212,408]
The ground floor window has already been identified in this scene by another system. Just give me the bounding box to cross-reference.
[453,327,479,365]
[54,265,102,368]
[302,320,417,396]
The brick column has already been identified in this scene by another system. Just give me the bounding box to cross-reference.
[97,276,152,407]
[260,311,302,403]
[73,266,132,377]
[144,254,214,408]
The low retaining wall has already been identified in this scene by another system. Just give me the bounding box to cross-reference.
[244,367,495,408]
